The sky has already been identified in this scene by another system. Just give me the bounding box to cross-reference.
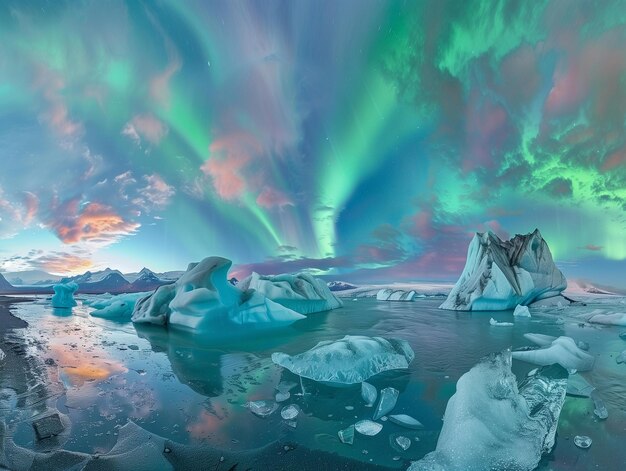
[0,0,625,288]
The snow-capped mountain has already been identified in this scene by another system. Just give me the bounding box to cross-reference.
[327,281,358,291]
[130,268,170,291]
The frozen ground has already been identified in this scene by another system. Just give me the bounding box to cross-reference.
[0,293,625,470]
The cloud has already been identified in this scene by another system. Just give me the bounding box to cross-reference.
[122,114,168,146]
[580,244,603,251]
[256,187,293,209]
[201,133,262,200]
[542,178,573,198]
[135,174,176,210]
[47,199,140,245]
[31,251,94,274]
[34,67,83,138]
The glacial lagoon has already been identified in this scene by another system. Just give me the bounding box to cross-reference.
[1,295,625,470]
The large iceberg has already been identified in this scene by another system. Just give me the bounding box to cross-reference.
[237,272,342,314]
[131,257,305,332]
[440,229,566,311]
[51,282,79,309]
[271,335,414,385]
[409,350,567,471]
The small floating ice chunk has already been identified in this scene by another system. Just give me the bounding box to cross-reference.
[394,435,411,451]
[361,382,377,407]
[275,391,290,403]
[389,414,423,429]
[280,405,299,420]
[373,387,399,420]
[616,350,626,364]
[338,425,355,444]
[574,435,592,449]
[512,336,595,372]
[490,318,513,326]
[355,420,383,436]
[248,400,278,418]
[0,348,5,362]
[344,405,354,411]
[591,393,608,420]
[513,305,531,317]
[566,374,595,398]
[276,381,297,393]
[619,332,626,341]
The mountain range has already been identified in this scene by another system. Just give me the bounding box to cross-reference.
[0,267,174,295]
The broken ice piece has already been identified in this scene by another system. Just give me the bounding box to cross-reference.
[248,400,278,418]
[276,381,297,393]
[616,350,626,364]
[619,332,626,341]
[345,405,354,411]
[280,405,299,420]
[394,435,411,451]
[389,414,423,429]
[32,413,64,439]
[275,391,290,402]
[355,420,383,436]
[338,425,355,444]
[373,387,399,420]
[591,393,608,420]
[574,435,592,449]
[490,318,513,326]
[361,382,377,407]
[284,420,297,428]
[566,374,595,398]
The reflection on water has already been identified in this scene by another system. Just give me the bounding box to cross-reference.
[2,296,625,469]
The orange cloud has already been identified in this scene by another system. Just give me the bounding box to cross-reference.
[35,253,93,274]
[49,200,140,244]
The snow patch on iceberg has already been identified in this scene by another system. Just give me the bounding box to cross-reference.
[440,229,566,311]
[238,271,342,314]
[409,351,567,471]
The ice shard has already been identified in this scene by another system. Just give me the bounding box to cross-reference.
[372,387,399,420]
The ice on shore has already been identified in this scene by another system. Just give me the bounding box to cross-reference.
[440,230,566,311]
[409,351,567,471]
[376,288,416,301]
[271,335,414,385]
[238,271,342,314]
[131,257,305,332]
[51,282,78,309]
[88,292,149,319]
[512,336,595,371]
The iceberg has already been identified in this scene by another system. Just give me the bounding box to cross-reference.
[376,288,416,301]
[524,333,557,347]
[588,311,626,327]
[512,336,595,372]
[238,271,342,314]
[514,304,531,317]
[89,292,149,319]
[440,230,566,311]
[409,351,567,471]
[271,335,414,385]
[51,282,78,308]
[131,257,305,332]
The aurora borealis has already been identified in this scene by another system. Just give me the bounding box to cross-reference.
[0,0,625,288]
